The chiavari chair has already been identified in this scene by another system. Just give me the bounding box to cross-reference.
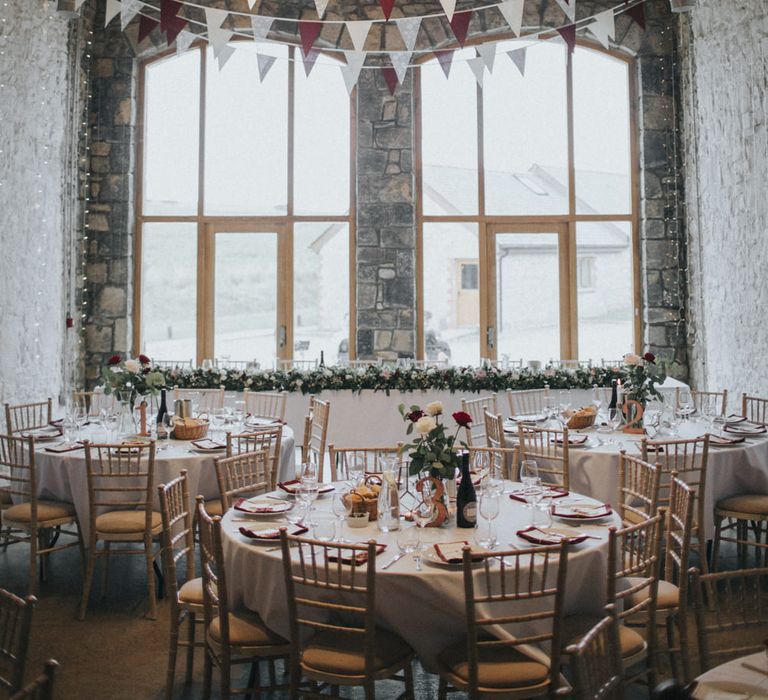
[617,450,661,526]
[279,530,414,698]
[566,605,623,700]
[466,445,518,481]
[277,359,318,370]
[328,445,403,482]
[482,409,505,452]
[460,394,498,446]
[436,542,569,699]
[214,450,270,512]
[0,588,36,696]
[153,359,194,370]
[79,441,161,620]
[9,659,58,700]
[242,390,287,422]
[742,393,768,424]
[4,400,52,435]
[171,388,225,414]
[226,424,283,490]
[197,498,290,699]
[300,397,330,479]
[517,425,571,491]
[506,388,550,417]
[676,389,728,417]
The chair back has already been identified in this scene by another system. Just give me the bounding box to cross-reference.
[517,425,570,490]
[226,425,283,489]
[665,476,695,589]
[462,542,569,696]
[506,388,549,416]
[0,436,36,519]
[677,389,728,417]
[328,445,403,482]
[0,588,36,694]
[214,450,270,511]
[742,394,768,425]
[4,400,52,435]
[171,388,224,414]
[9,659,58,700]
[302,397,330,478]
[196,498,229,647]
[617,451,660,525]
[278,359,318,370]
[482,409,504,451]
[157,470,195,609]
[465,446,517,481]
[153,359,194,370]
[460,394,498,446]
[691,566,768,672]
[242,390,287,421]
[566,606,623,700]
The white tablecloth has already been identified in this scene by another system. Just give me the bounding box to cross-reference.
[694,652,768,698]
[221,482,620,671]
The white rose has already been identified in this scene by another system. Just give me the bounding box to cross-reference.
[416,416,437,434]
[124,359,141,373]
[623,353,641,366]
[426,401,443,416]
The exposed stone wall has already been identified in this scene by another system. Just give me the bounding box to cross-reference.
[682,0,768,399]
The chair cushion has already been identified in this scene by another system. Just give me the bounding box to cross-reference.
[209,609,287,647]
[716,494,768,516]
[0,488,11,506]
[178,578,204,606]
[204,499,223,517]
[624,577,680,610]
[302,628,412,677]
[437,640,550,690]
[563,615,646,659]
[95,510,162,534]
[2,500,75,523]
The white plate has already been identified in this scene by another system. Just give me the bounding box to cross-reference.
[234,499,293,516]
[245,417,281,428]
[552,511,613,524]
[24,429,61,441]
[190,446,227,454]
[422,549,491,569]
[279,485,336,498]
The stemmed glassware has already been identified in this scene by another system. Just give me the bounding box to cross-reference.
[331,490,353,542]
[520,459,542,525]
[347,454,365,487]
[299,462,319,525]
[211,408,227,442]
[161,413,175,451]
[477,487,500,549]
[412,487,436,571]
[557,390,571,428]
[607,407,623,444]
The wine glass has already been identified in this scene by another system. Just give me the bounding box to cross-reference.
[477,489,500,549]
[201,358,213,371]
[677,389,694,422]
[607,407,623,444]
[332,490,353,541]
[557,390,571,427]
[348,454,365,487]
[300,463,319,524]
[104,411,119,443]
[412,499,435,571]
[520,460,542,524]
[211,408,227,442]
[396,526,419,559]
[161,413,175,450]
[313,514,336,542]
[286,498,310,528]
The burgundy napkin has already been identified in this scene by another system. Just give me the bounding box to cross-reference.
[433,541,483,564]
[724,423,767,436]
[233,497,292,515]
[509,487,568,504]
[191,438,226,450]
[277,480,334,495]
[44,442,84,454]
[49,419,64,428]
[517,526,589,545]
[553,434,589,446]
[551,503,612,519]
[726,414,747,425]
[238,525,308,540]
[327,544,386,565]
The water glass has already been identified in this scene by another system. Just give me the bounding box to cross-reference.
[286,499,310,527]
[396,526,419,556]
[313,515,336,542]
[477,490,500,548]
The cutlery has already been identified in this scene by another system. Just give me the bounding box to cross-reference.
[532,527,601,541]
[741,662,768,678]
[414,554,423,571]
[381,552,406,570]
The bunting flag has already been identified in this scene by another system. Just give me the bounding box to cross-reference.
[301,47,321,76]
[247,0,258,8]
[556,24,576,53]
[389,52,410,83]
[346,20,372,52]
[379,0,396,21]
[120,0,141,30]
[588,9,615,49]
[467,56,485,86]
[299,22,323,56]
[205,8,232,54]
[395,17,421,51]
[138,14,158,43]
[250,15,273,41]
[439,0,457,23]
[476,43,496,73]
[382,67,398,95]
[555,0,576,22]
[257,53,276,82]
[314,0,330,19]
[507,45,527,76]
[161,0,187,45]
[175,29,196,54]
[217,43,236,69]
[341,51,366,94]
[626,4,646,30]
[105,0,121,27]
[449,10,472,47]
[498,0,524,36]
[434,49,454,78]
[74,0,87,9]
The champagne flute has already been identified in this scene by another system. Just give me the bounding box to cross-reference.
[162,413,175,451]
[412,500,435,571]
[478,489,500,549]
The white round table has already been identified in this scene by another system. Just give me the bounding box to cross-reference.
[220,481,620,671]
[693,652,768,698]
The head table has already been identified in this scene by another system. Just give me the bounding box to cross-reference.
[220,481,621,672]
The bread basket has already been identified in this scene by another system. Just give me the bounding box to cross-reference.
[566,408,597,430]
[343,481,381,521]
[172,417,209,441]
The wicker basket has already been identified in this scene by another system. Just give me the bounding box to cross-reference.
[172,419,209,441]
[567,411,597,430]
[343,491,379,521]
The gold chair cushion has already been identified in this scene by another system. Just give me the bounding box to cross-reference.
[178,578,204,606]
[716,494,768,516]
[2,500,75,523]
[302,628,412,677]
[204,499,223,517]
[209,609,287,647]
[623,508,648,526]
[95,510,162,534]
[437,640,550,690]
[623,577,680,610]
[563,615,646,658]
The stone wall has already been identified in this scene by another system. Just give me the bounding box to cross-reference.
[682,0,768,399]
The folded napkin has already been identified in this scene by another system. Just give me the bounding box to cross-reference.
[191,438,226,450]
[552,434,589,446]
[708,433,746,446]
[244,416,283,427]
[433,541,483,564]
[233,497,292,515]
[509,414,547,424]
[552,502,612,519]
[509,487,568,504]
[725,414,747,425]
[724,423,767,436]
[238,525,308,540]
[21,427,62,439]
[278,480,335,495]
[44,442,84,454]
[49,419,64,428]
[327,544,386,565]
[517,526,589,546]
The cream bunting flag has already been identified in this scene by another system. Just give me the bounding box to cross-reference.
[439,0,457,23]
[507,45,527,76]
[175,29,196,54]
[588,9,615,49]
[216,43,236,70]
[341,51,366,95]
[389,52,411,84]
[250,15,273,41]
[247,0,258,8]
[205,8,232,53]
[346,20,373,52]
[498,0,524,37]
[467,56,485,86]
[554,0,576,22]
[120,0,141,30]
[257,53,276,82]
[395,17,421,51]
[105,0,121,27]
[314,0,330,19]
[476,43,497,73]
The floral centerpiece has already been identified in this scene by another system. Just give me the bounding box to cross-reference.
[621,352,667,405]
[101,354,166,404]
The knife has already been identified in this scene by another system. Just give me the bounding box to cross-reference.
[381,552,406,569]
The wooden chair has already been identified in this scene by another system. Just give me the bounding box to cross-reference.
[676,389,728,417]
[566,605,623,700]
[278,359,318,370]
[71,390,117,417]
[460,394,498,446]
[300,397,330,479]
[506,388,549,417]
[214,450,270,512]
[517,425,571,490]
[4,400,52,435]
[0,588,36,695]
[226,425,283,490]
[482,409,505,452]
[171,388,225,414]
[79,441,161,620]
[466,445,518,481]
[617,450,661,526]
[328,445,403,482]
[9,659,58,700]
[436,542,569,699]
[158,471,205,700]
[197,498,290,699]
[0,435,83,595]
[279,530,415,698]
[691,566,768,673]
[153,359,194,370]
[742,393,768,424]
[242,390,287,421]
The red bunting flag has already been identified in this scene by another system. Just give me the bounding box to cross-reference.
[434,49,454,78]
[379,0,396,21]
[165,15,188,45]
[557,24,576,53]
[449,10,472,47]
[299,21,323,56]
[382,67,398,95]
[138,15,159,43]
[160,0,181,32]
[626,5,646,30]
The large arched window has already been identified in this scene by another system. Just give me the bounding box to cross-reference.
[417,39,638,365]
[135,43,353,367]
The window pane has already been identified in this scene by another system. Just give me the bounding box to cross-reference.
[576,222,634,361]
[422,49,478,215]
[214,232,277,367]
[205,44,288,215]
[484,42,568,215]
[423,223,479,366]
[294,55,350,214]
[140,223,197,361]
[495,232,560,362]
[294,223,349,364]
[574,48,631,215]
[143,51,200,215]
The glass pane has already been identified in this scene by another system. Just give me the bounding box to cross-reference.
[143,51,200,215]
[294,55,350,214]
[573,47,632,215]
[214,232,277,367]
[423,223,479,366]
[205,44,288,215]
[422,48,478,215]
[294,223,349,364]
[140,223,197,361]
[576,222,634,361]
[484,41,568,215]
[495,232,560,362]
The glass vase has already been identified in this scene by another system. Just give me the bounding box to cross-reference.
[116,397,137,438]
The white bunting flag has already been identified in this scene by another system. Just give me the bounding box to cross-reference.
[250,15,273,41]
[120,0,141,30]
[588,9,615,49]
[467,56,485,86]
[74,0,87,9]
[105,0,121,27]
[314,0,330,19]
[206,8,232,54]
[554,0,576,22]
[216,43,236,70]
[498,0,524,37]
[247,0,258,8]
[346,20,372,52]
[439,0,457,23]
[395,17,421,51]
[507,46,527,76]
[476,43,496,73]
[389,52,411,84]
[175,29,196,54]
[341,51,366,95]
[257,53,276,82]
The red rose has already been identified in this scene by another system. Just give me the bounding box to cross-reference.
[452,411,472,428]
[643,352,656,363]
[107,354,121,366]
[138,354,151,365]
[407,409,425,423]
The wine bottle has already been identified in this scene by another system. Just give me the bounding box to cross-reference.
[156,389,168,425]
[608,380,617,410]
[456,452,477,528]
[320,350,325,366]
